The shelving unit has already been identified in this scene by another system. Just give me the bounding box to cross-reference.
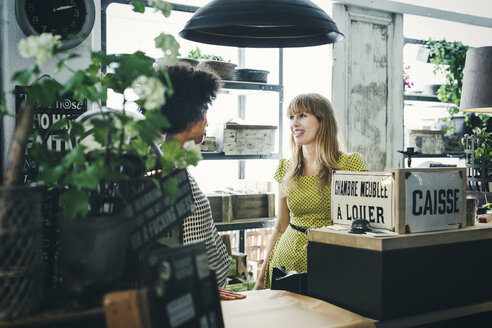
[102,1,284,253]
[209,61,283,253]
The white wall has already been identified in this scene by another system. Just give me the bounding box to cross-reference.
[0,0,101,172]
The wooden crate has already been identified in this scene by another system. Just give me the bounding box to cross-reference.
[221,123,277,155]
[207,192,275,222]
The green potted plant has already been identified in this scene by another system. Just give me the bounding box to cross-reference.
[1,0,201,309]
[186,46,237,80]
[426,38,471,136]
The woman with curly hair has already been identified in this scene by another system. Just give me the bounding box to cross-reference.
[158,63,245,300]
[254,93,367,290]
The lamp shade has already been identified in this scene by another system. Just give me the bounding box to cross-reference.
[179,0,344,48]
[460,46,492,113]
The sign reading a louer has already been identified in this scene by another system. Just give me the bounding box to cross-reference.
[331,171,394,230]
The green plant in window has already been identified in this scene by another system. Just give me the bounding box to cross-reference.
[426,39,469,136]
[470,115,492,162]
[187,47,225,62]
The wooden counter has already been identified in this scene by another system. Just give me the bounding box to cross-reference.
[221,290,492,328]
[221,289,376,328]
[308,221,492,251]
[307,222,492,320]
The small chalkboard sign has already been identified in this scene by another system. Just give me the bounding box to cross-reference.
[126,169,195,255]
[15,85,87,183]
[143,242,225,328]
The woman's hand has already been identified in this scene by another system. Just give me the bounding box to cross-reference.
[219,287,246,300]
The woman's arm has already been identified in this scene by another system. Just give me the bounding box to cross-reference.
[253,186,290,290]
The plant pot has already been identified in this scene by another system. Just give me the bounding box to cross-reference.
[178,58,199,66]
[234,68,269,83]
[198,60,237,80]
[422,84,442,96]
[0,183,45,320]
[57,212,133,305]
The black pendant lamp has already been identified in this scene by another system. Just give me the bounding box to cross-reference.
[460,46,492,113]
[179,0,344,48]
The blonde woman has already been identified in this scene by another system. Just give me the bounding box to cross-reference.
[254,93,367,290]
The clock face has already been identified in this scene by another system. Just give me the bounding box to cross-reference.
[15,0,96,50]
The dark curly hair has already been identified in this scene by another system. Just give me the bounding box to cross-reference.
[159,63,220,134]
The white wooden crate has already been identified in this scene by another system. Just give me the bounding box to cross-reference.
[221,123,277,155]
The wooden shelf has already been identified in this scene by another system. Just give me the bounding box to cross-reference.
[202,152,282,160]
[404,93,441,102]
[221,80,283,94]
[216,218,276,231]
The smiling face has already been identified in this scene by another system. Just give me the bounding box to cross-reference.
[289,112,320,146]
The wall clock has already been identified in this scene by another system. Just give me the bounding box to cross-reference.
[15,0,96,50]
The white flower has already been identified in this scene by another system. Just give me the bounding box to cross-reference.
[131,75,166,110]
[18,33,61,66]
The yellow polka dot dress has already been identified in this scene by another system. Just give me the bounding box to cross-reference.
[264,153,367,288]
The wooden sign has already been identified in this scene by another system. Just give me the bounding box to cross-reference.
[331,171,394,230]
[393,167,466,233]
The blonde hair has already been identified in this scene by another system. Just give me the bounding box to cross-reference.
[283,93,342,191]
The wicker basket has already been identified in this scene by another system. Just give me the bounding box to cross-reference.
[198,60,237,80]
[0,183,45,320]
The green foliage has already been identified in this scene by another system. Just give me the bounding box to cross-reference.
[426,39,470,136]
[5,1,201,219]
[187,47,225,61]
[131,2,146,13]
[427,39,469,107]
[471,115,492,162]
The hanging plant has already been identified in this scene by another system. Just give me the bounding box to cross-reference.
[426,39,470,135]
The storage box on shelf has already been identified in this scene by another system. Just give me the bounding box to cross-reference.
[216,123,277,156]
[207,192,275,223]
[408,129,445,154]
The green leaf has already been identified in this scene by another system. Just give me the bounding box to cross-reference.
[11,66,36,85]
[131,1,146,12]
[70,121,85,139]
[27,79,64,107]
[49,117,70,131]
[114,52,155,88]
[164,176,178,204]
[60,189,90,219]
[62,70,86,94]
[145,156,157,170]
[154,34,180,65]
[61,144,86,168]
[38,164,64,184]
[150,0,173,17]
[70,160,105,190]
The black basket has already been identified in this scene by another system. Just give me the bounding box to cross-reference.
[234,68,269,83]
[0,183,45,320]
